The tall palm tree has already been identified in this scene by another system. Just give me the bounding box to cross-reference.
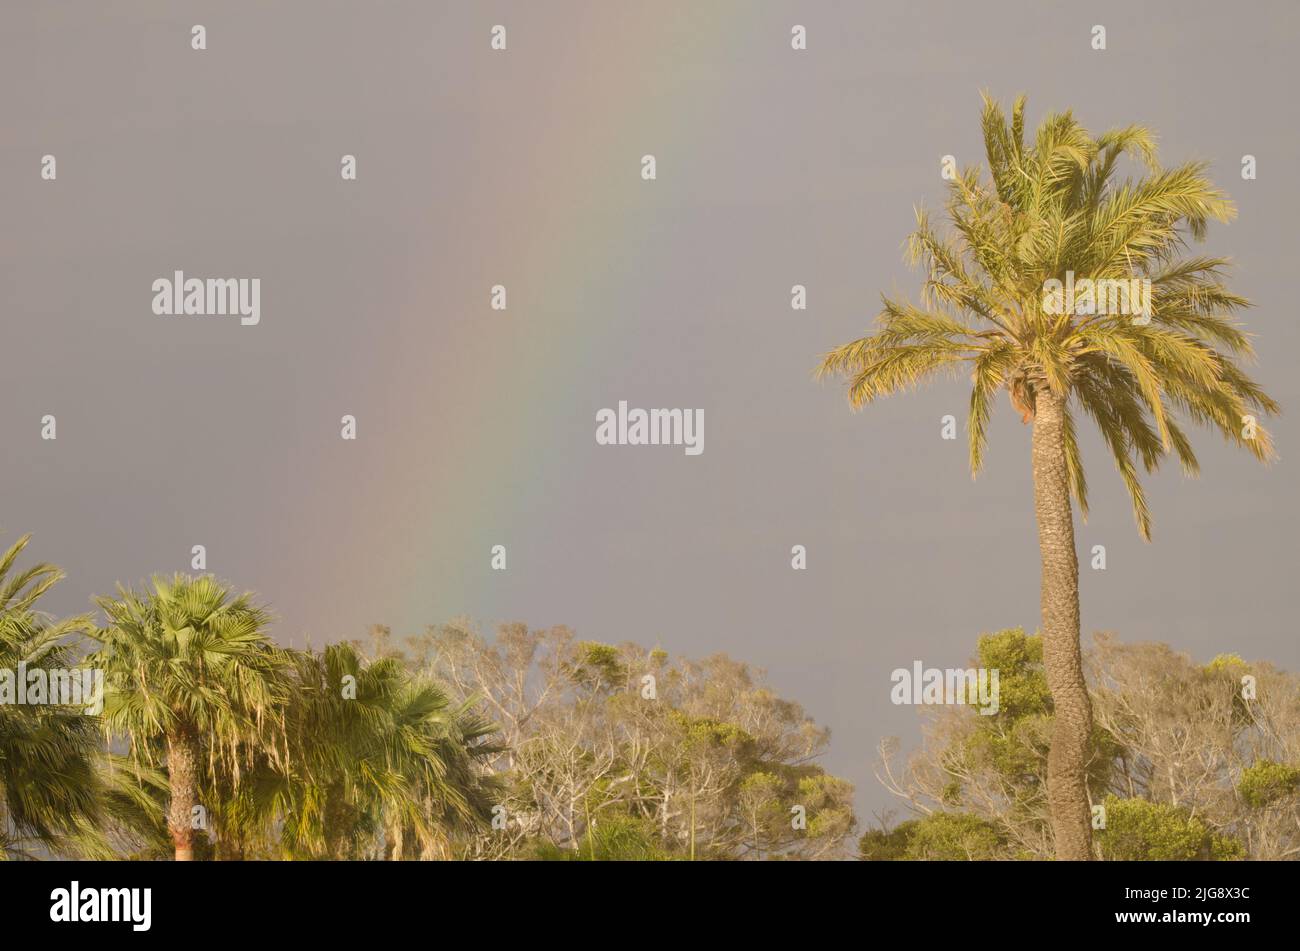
[0,534,101,858]
[93,574,288,860]
[817,95,1277,859]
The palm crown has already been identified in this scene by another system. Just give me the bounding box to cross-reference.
[95,574,286,762]
[818,94,1277,539]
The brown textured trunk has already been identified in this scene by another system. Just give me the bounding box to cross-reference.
[166,729,199,861]
[1031,386,1094,860]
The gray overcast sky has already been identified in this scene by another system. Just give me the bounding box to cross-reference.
[2,0,1297,821]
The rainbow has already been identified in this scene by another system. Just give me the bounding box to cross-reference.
[287,10,728,638]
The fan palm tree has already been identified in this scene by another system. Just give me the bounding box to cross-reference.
[93,574,288,860]
[274,643,500,860]
[381,671,501,859]
[817,95,1277,859]
[266,644,397,859]
[0,534,101,858]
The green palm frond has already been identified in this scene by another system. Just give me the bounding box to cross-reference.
[817,94,1278,539]
[0,534,105,859]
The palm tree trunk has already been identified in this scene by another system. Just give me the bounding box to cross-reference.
[324,785,351,859]
[1031,386,1094,860]
[166,729,200,861]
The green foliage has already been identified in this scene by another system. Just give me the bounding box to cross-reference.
[975,628,1050,720]
[858,824,913,861]
[798,774,857,840]
[1096,796,1244,861]
[564,641,627,691]
[1204,653,1247,674]
[860,813,1007,861]
[1200,653,1256,725]
[960,629,1053,805]
[672,711,756,755]
[534,815,672,861]
[0,535,107,858]
[943,628,1115,826]
[1237,760,1300,809]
